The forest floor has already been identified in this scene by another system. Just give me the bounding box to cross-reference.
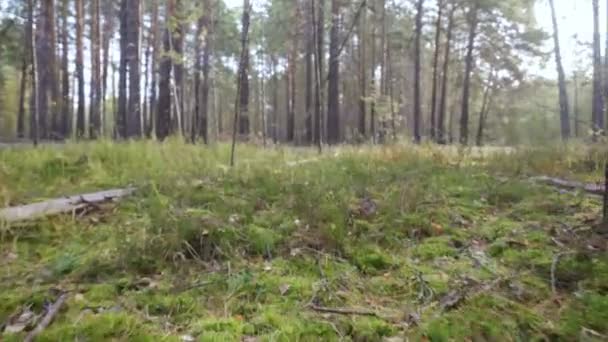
[0,140,607,341]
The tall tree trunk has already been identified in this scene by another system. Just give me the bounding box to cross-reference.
[413,0,424,144]
[147,0,160,138]
[370,0,377,143]
[41,0,59,139]
[476,71,494,147]
[305,0,314,143]
[193,0,212,144]
[430,0,444,141]
[272,56,278,143]
[201,2,213,145]
[460,3,478,145]
[357,4,367,139]
[548,0,570,140]
[29,0,39,146]
[61,0,71,138]
[326,0,340,144]
[237,0,251,137]
[17,28,29,139]
[173,0,185,135]
[231,0,252,166]
[101,0,115,137]
[118,0,128,138]
[156,0,175,141]
[313,0,325,151]
[75,0,86,138]
[90,0,102,138]
[437,4,454,144]
[592,0,604,136]
[287,5,299,143]
[127,0,141,138]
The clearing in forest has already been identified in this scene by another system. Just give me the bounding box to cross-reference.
[1,142,607,341]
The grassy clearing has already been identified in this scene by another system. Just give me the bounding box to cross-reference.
[1,141,607,341]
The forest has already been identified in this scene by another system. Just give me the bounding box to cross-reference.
[0,0,607,341]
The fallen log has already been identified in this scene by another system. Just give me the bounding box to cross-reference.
[532,176,605,196]
[0,188,135,223]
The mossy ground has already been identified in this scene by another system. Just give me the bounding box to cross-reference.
[1,141,607,341]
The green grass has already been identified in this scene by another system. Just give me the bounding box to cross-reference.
[1,141,607,341]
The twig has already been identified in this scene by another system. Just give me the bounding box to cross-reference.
[24,293,68,342]
[551,251,576,294]
[308,304,378,317]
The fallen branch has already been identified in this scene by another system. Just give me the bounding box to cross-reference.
[532,176,604,196]
[308,304,379,317]
[0,188,135,223]
[24,293,68,342]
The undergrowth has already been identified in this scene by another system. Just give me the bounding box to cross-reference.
[1,141,607,341]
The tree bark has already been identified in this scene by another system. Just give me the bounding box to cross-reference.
[548,0,570,140]
[90,0,102,138]
[314,0,325,151]
[573,72,579,138]
[437,4,454,144]
[127,0,142,138]
[28,0,39,146]
[156,0,175,141]
[592,0,604,136]
[287,4,299,143]
[193,0,213,144]
[17,31,29,139]
[475,71,494,147]
[429,0,443,142]
[147,0,160,138]
[101,0,115,137]
[61,0,71,138]
[357,3,367,139]
[413,0,424,144]
[75,0,86,139]
[326,0,341,144]
[460,4,479,145]
[305,0,314,144]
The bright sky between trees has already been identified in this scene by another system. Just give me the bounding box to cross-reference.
[225,0,601,79]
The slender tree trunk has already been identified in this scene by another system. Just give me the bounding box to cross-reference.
[370,0,377,143]
[438,4,454,144]
[413,0,424,144]
[75,0,86,139]
[357,4,367,139]
[548,0,570,140]
[173,0,185,135]
[61,0,71,138]
[29,0,39,146]
[147,0,159,138]
[17,45,28,139]
[476,71,494,147]
[313,0,325,151]
[101,0,115,137]
[200,0,213,144]
[326,0,340,144]
[430,0,444,141]
[127,0,142,137]
[231,0,251,165]
[117,0,128,138]
[237,0,251,137]
[271,57,278,143]
[592,0,604,136]
[287,5,299,143]
[460,4,478,145]
[305,0,314,144]
[39,0,59,139]
[156,0,175,141]
[90,0,102,138]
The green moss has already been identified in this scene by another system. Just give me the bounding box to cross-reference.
[412,237,458,260]
[560,293,608,338]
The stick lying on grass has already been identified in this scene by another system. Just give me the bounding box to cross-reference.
[532,176,604,196]
[0,188,135,223]
[24,293,67,342]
